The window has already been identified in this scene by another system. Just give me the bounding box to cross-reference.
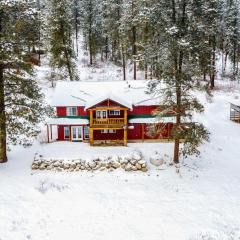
[84,126,89,139]
[96,110,101,118]
[109,110,120,116]
[101,129,108,134]
[96,110,107,118]
[64,126,70,139]
[101,129,116,134]
[67,107,77,116]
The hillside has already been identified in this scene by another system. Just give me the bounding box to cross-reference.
[0,51,240,239]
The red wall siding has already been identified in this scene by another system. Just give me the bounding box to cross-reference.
[57,106,87,117]
[57,125,65,140]
[130,105,158,115]
[128,123,173,140]
[57,107,67,117]
[56,123,173,141]
[128,124,142,139]
[78,107,88,116]
[93,129,124,140]
[130,105,176,116]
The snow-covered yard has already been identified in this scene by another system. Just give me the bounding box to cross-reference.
[0,89,240,240]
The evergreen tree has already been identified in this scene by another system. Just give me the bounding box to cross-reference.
[81,0,105,65]
[0,0,49,163]
[148,0,210,163]
[47,0,78,81]
[223,0,240,77]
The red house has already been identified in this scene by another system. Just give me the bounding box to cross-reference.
[47,80,176,146]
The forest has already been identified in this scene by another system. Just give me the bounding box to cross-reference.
[1,1,240,239]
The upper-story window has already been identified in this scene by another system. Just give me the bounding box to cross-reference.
[67,107,77,116]
[109,110,120,116]
[96,110,107,118]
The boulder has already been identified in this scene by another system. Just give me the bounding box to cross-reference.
[112,162,120,169]
[31,164,39,170]
[136,163,142,170]
[125,163,132,171]
[150,155,164,167]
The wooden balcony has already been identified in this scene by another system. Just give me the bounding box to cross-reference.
[91,118,125,128]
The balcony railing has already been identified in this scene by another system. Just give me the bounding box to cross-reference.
[92,118,125,126]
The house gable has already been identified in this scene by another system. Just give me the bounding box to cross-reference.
[86,98,130,110]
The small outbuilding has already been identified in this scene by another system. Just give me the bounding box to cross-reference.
[230,103,240,123]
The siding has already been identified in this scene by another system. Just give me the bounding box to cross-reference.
[56,106,87,117]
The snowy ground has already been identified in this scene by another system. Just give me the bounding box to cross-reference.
[1,87,240,240]
[1,34,240,239]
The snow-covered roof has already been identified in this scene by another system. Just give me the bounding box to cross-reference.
[85,93,132,109]
[51,80,162,109]
[129,117,176,124]
[47,118,89,125]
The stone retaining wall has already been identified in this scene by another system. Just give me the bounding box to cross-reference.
[32,151,148,172]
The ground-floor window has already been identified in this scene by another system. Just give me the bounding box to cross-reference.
[101,129,116,134]
[84,126,90,139]
[64,126,70,139]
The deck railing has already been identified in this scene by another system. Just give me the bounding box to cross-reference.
[92,118,125,126]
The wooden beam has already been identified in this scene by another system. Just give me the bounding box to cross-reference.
[124,129,127,146]
[47,125,50,143]
[90,110,93,126]
[50,125,53,141]
[90,127,123,130]
[89,107,129,111]
[124,109,127,125]
[69,126,72,141]
[124,109,128,146]
[89,128,94,145]
[141,123,144,142]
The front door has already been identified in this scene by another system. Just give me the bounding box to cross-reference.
[71,126,83,141]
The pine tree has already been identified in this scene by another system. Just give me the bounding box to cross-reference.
[0,0,49,163]
[223,0,240,77]
[81,0,105,65]
[148,0,210,164]
[47,0,78,81]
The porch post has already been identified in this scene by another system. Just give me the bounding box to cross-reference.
[47,124,50,143]
[124,109,128,146]
[50,125,53,141]
[89,128,94,146]
[141,123,144,142]
[90,109,93,126]
[69,126,72,141]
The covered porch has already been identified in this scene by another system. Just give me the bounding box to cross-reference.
[88,107,128,146]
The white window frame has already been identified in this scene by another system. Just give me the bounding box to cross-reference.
[84,126,90,139]
[64,126,70,139]
[101,129,116,134]
[67,107,77,116]
[96,110,108,118]
[101,129,108,134]
[109,110,120,116]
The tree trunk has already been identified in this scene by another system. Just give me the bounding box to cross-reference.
[60,21,73,81]
[105,37,108,60]
[210,36,216,89]
[0,67,7,163]
[132,25,137,80]
[75,6,79,57]
[132,1,137,80]
[122,44,126,81]
[145,63,148,80]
